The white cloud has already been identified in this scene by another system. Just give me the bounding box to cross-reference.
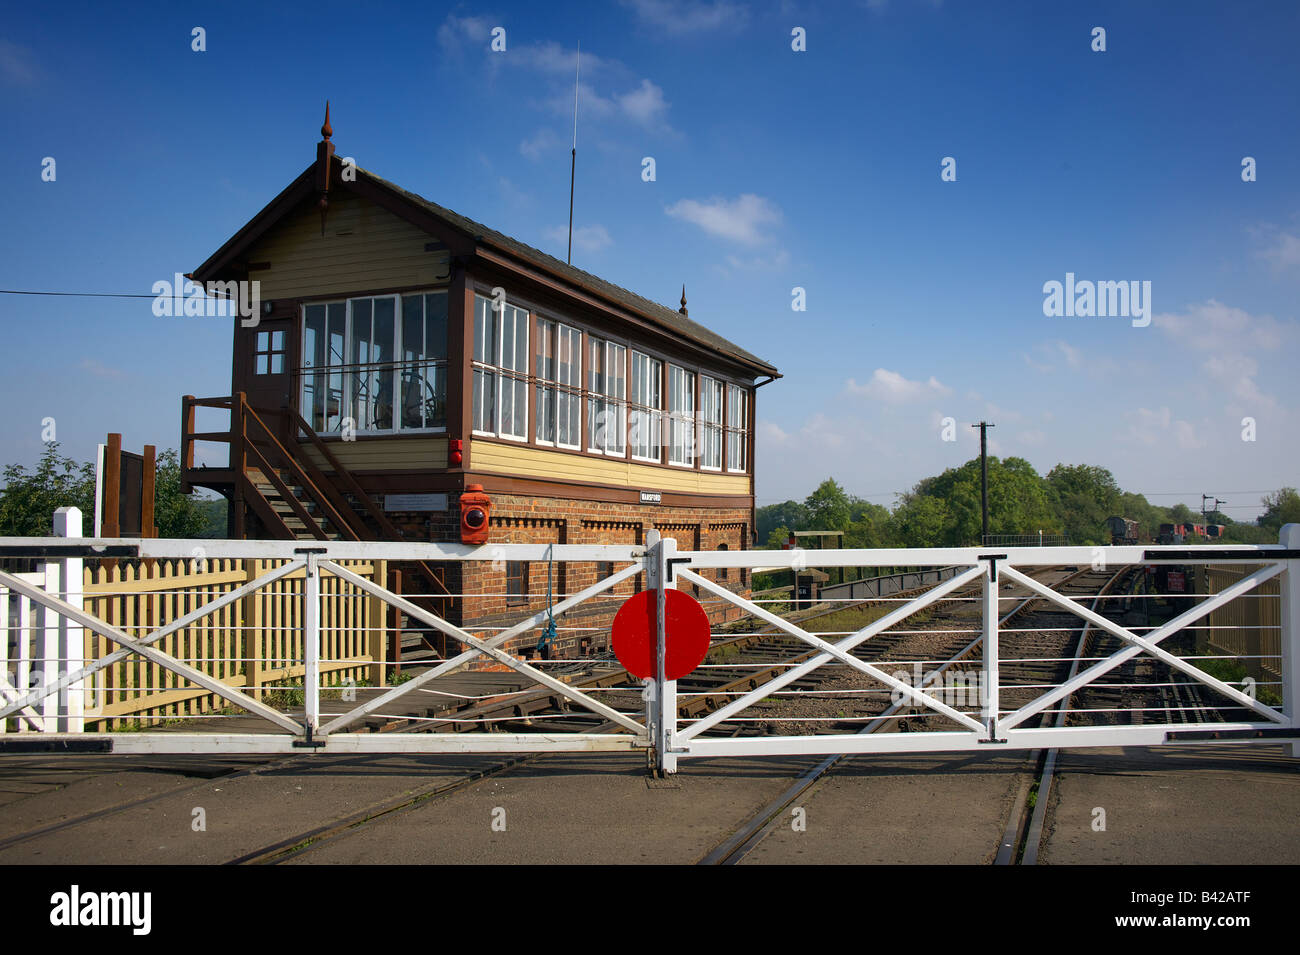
[620,0,748,33]
[513,41,617,76]
[0,40,39,86]
[1121,405,1208,448]
[665,194,782,245]
[617,79,670,126]
[845,368,952,403]
[725,249,790,271]
[520,128,561,160]
[1153,299,1286,353]
[437,15,494,55]
[80,358,126,380]
[544,224,613,253]
[1253,231,1300,272]
[1154,300,1293,410]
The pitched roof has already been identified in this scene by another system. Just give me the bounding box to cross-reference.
[358,166,780,377]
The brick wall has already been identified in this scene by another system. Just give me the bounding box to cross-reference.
[449,491,753,662]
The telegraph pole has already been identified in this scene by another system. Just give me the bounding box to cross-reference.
[972,421,995,545]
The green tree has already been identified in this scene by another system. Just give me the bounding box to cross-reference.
[0,443,95,536]
[1047,463,1122,544]
[889,493,951,547]
[1259,488,1300,533]
[153,449,219,538]
[756,500,810,546]
[904,456,1058,545]
[0,445,221,539]
[765,524,793,549]
[804,478,851,531]
[844,500,893,548]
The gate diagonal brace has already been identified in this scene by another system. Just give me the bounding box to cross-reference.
[997,562,1286,730]
[318,560,647,736]
[0,565,305,735]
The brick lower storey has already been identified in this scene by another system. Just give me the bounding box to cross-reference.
[389,491,754,666]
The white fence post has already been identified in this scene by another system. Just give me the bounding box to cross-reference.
[657,535,678,774]
[53,507,85,733]
[643,530,659,758]
[1280,524,1300,757]
[981,555,1001,740]
[303,551,322,738]
[39,559,58,732]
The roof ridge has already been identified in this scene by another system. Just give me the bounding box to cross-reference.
[356,164,779,376]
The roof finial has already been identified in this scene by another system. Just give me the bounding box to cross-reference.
[316,102,336,236]
[679,284,688,316]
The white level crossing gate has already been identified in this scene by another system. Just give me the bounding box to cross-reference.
[1,510,1297,773]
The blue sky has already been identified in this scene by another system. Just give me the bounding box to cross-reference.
[2,0,1298,521]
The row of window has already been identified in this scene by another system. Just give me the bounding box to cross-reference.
[299,293,449,434]
[505,549,743,606]
[279,290,750,473]
[473,292,750,472]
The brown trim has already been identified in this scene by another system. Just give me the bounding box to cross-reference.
[477,272,756,391]
[141,445,156,538]
[526,308,538,446]
[189,158,776,376]
[464,472,752,510]
[467,252,776,378]
[103,433,121,538]
[281,465,752,509]
[295,279,451,305]
[453,265,473,465]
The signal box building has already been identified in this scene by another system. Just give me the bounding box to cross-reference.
[181,112,779,658]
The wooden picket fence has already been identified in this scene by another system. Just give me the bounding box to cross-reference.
[1201,564,1282,684]
[78,558,389,729]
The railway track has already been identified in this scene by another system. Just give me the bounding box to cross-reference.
[0,563,1178,866]
[696,564,1140,865]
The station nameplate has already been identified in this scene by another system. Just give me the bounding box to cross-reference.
[384,493,449,512]
[639,490,662,505]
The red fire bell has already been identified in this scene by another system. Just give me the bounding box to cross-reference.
[460,484,492,545]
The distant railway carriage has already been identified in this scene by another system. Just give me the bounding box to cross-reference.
[1106,516,1139,545]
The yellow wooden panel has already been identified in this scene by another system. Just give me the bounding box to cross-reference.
[470,440,751,495]
[300,437,448,471]
[246,194,449,299]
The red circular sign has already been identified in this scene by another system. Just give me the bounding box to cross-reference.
[611,589,712,680]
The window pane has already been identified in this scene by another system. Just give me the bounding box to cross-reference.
[473,368,496,432]
[474,295,495,364]
[424,293,447,361]
[402,295,424,363]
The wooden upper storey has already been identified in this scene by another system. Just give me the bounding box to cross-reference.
[189,131,778,498]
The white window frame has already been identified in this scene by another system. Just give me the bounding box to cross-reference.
[629,350,663,463]
[536,318,582,450]
[586,338,627,457]
[667,364,696,468]
[300,291,449,437]
[472,292,530,442]
[699,375,724,471]
[726,382,748,473]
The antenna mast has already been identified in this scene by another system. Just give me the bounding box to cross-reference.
[568,42,579,265]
